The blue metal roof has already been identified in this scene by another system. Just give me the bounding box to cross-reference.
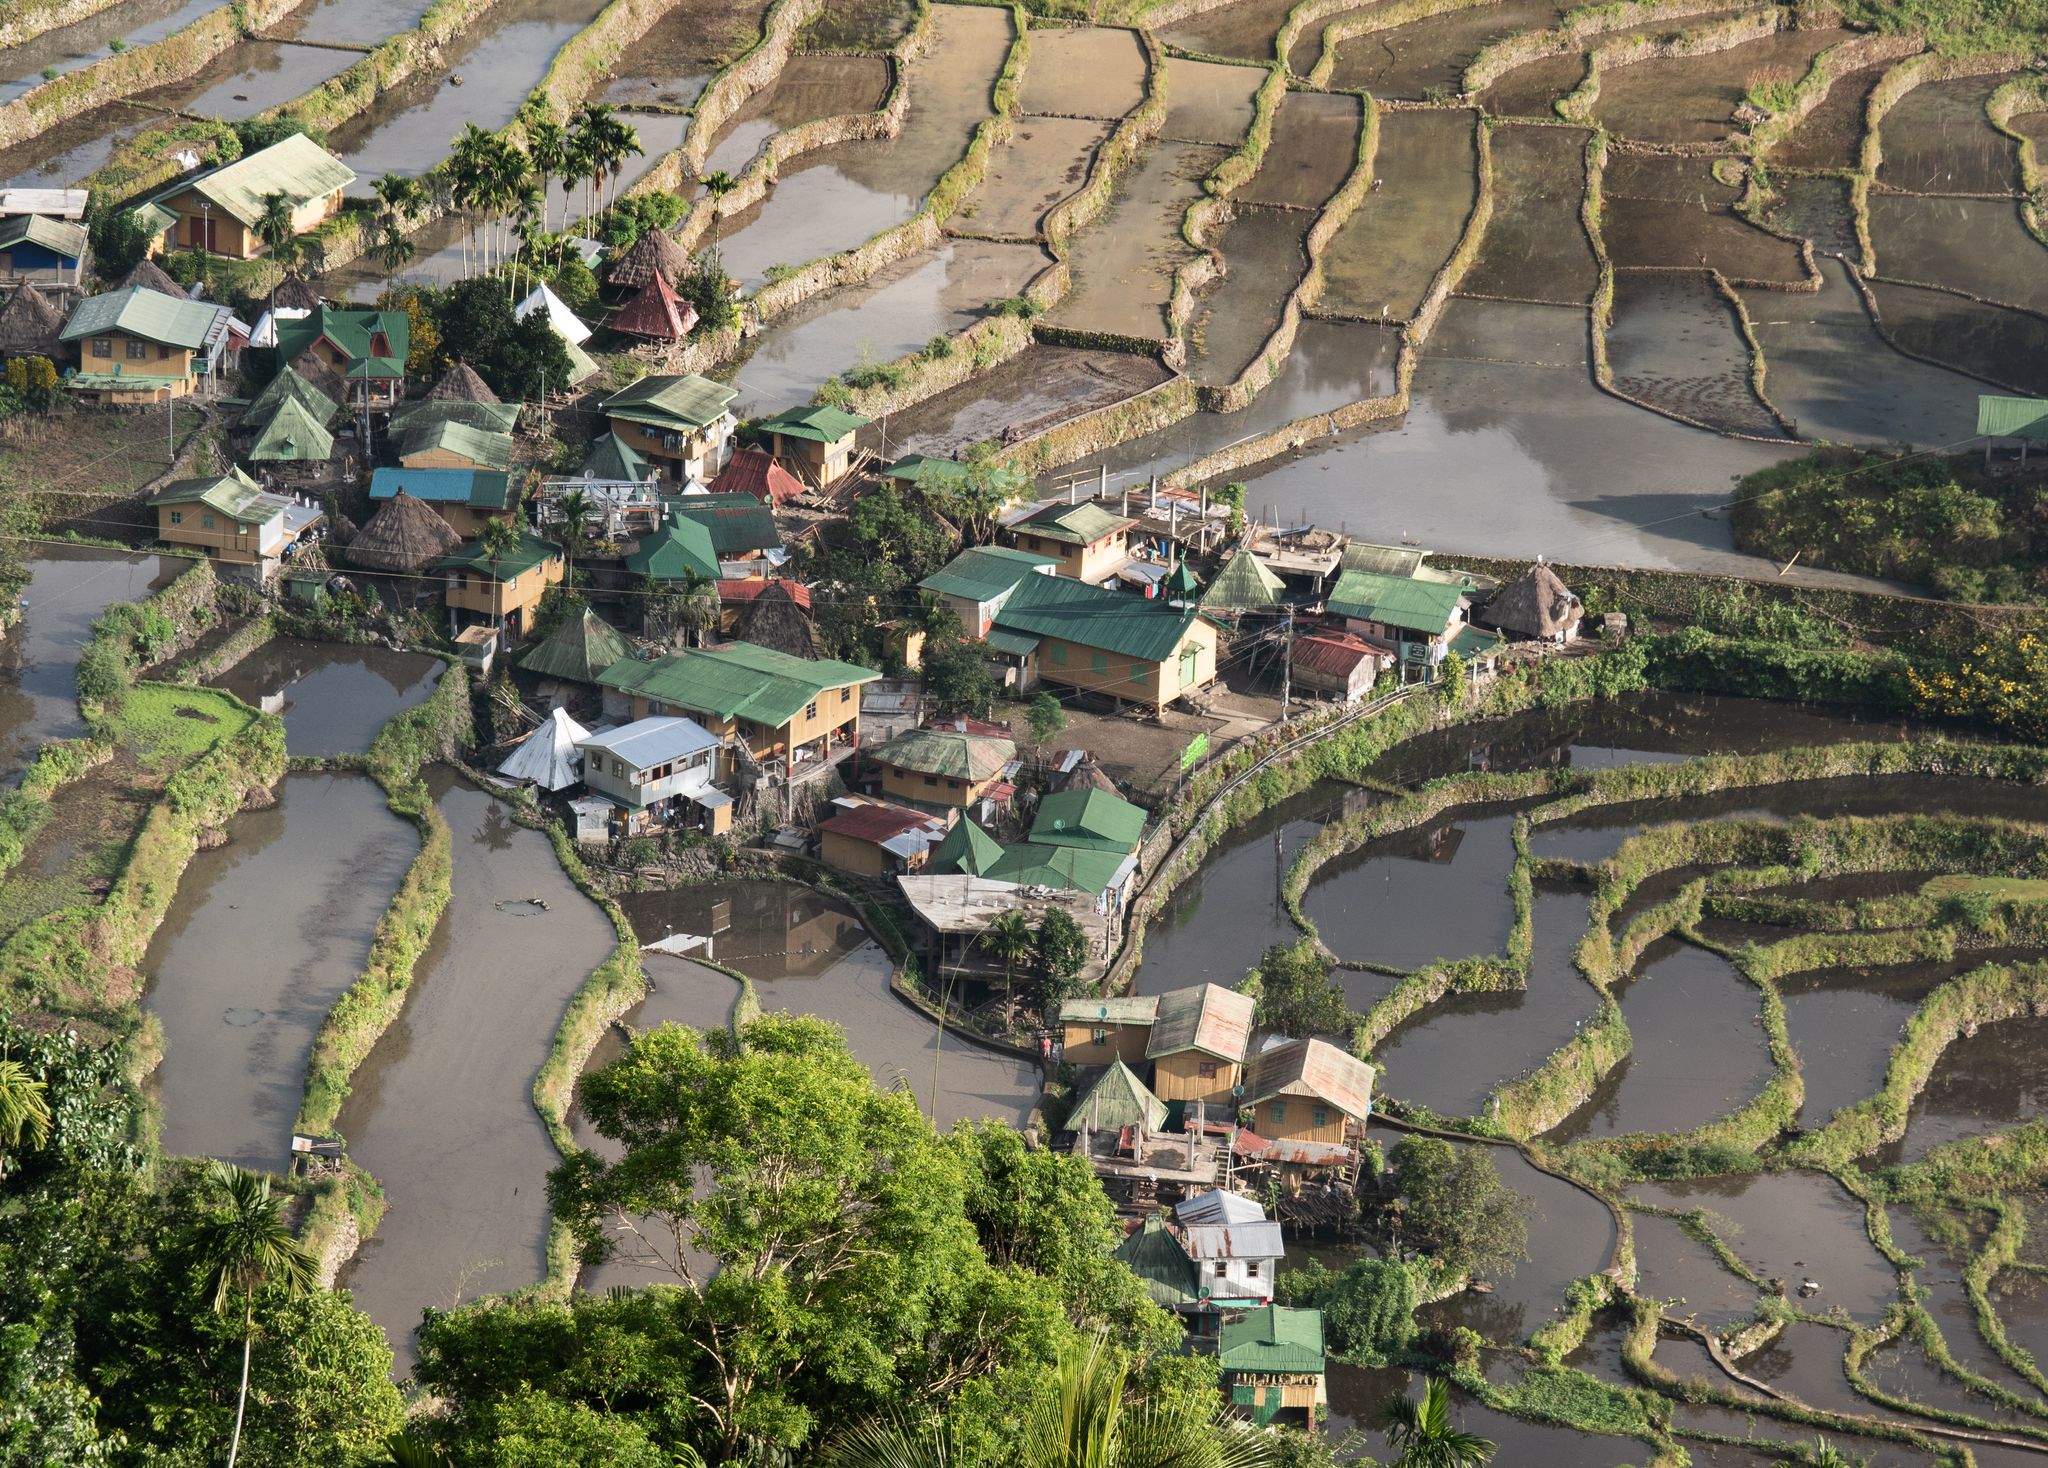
[368,465,512,508]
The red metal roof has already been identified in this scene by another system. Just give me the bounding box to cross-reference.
[716,578,811,610]
[612,271,698,341]
[715,447,807,505]
[1291,631,1384,680]
[820,803,944,844]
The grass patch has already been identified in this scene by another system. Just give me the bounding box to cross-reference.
[109,683,255,768]
[1922,874,2048,902]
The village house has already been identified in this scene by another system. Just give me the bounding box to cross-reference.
[1218,1305,1327,1426]
[714,447,807,506]
[245,393,333,473]
[816,800,948,878]
[715,577,809,634]
[987,572,1220,712]
[983,840,1133,911]
[581,431,656,485]
[238,364,338,444]
[1113,1216,1202,1315]
[1477,561,1583,645]
[1244,1038,1375,1148]
[1325,568,1469,678]
[345,490,461,594]
[1031,787,1145,860]
[1058,994,1158,1067]
[398,418,513,474]
[574,714,732,836]
[60,286,233,403]
[1004,501,1136,584]
[275,306,408,408]
[0,214,87,287]
[755,404,869,488]
[623,503,720,586]
[927,815,1003,878]
[1177,1189,1282,1311]
[598,640,880,770]
[669,493,784,575]
[865,724,1015,810]
[611,269,698,344]
[919,544,1057,638]
[438,530,565,638]
[133,134,354,259]
[368,466,517,539]
[601,373,738,486]
[1289,630,1388,705]
[1146,983,1256,1106]
[1073,1057,1168,1138]
[147,467,322,584]
[1199,548,1286,617]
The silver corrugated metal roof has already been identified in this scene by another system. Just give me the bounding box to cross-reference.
[1181,1221,1284,1260]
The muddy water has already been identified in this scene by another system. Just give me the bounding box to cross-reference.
[265,0,434,47]
[1989,1264,2048,1386]
[1742,1320,1883,1415]
[1878,74,2020,196]
[1548,939,1773,1141]
[1869,195,2048,315]
[1762,173,1859,255]
[1159,0,1296,62]
[886,344,1170,457]
[1888,1206,2048,1406]
[1594,29,1851,146]
[1049,140,1220,339]
[1480,50,1586,117]
[725,239,1049,416]
[1743,257,1984,446]
[211,637,441,757]
[800,0,913,50]
[1460,123,1596,305]
[168,39,352,115]
[336,776,615,1372]
[144,773,414,1172]
[1161,57,1262,144]
[703,53,892,177]
[1320,107,1479,321]
[618,879,865,978]
[1606,269,1779,436]
[1874,1016,2048,1167]
[1303,806,1522,973]
[1767,59,1890,169]
[1636,1172,1900,1320]
[1188,205,1312,383]
[0,0,218,103]
[1369,887,1602,1117]
[1235,90,1359,209]
[1868,277,2048,398]
[952,115,1112,237]
[0,548,176,777]
[1134,780,1356,994]
[329,0,614,186]
[1863,1333,2039,1425]
[1631,1208,1762,1330]
[1020,25,1147,120]
[1782,958,1986,1125]
[1329,0,1568,100]
[1225,299,1799,574]
[717,4,1010,287]
[1601,177,1809,286]
[1328,1366,1652,1461]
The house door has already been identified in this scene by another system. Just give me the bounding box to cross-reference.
[1179,644,1198,688]
[189,214,216,252]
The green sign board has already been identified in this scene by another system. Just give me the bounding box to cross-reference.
[1181,731,1209,770]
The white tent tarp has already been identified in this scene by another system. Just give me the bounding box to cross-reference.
[515,282,592,345]
[498,707,591,791]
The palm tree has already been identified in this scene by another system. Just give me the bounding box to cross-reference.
[699,169,737,248]
[448,124,493,278]
[252,190,298,315]
[674,566,718,648]
[378,1431,451,1467]
[0,1051,51,1182]
[376,219,415,274]
[521,108,569,236]
[555,487,593,577]
[481,514,521,584]
[195,1160,319,1468]
[576,104,640,218]
[1378,1378,1495,1468]
[977,910,1033,1017]
[831,1335,1278,1468]
[1806,1439,1852,1468]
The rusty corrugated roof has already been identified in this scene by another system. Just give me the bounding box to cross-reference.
[1245,1037,1375,1122]
[1146,983,1255,1062]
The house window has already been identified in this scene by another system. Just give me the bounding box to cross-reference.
[1271,1100,1287,1124]
[1050,644,1067,666]
[91,337,111,356]
[1197,1060,1218,1080]
[1245,1260,1261,1279]
[158,344,173,360]
[805,701,817,720]
[1213,1261,1228,1277]
[1090,652,1107,674]
[168,510,183,525]
[841,687,851,702]
[1313,1106,1329,1128]
[923,774,938,787]
[1091,1027,1107,1045]
[201,514,215,530]
[124,340,146,360]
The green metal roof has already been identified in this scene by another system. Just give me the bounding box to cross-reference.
[149,467,284,523]
[1339,541,1430,577]
[599,640,880,728]
[669,493,780,557]
[60,286,218,350]
[1058,994,1159,1025]
[1031,787,1145,854]
[582,432,652,481]
[984,840,1127,896]
[247,394,334,462]
[1977,395,2048,440]
[389,398,520,437]
[400,417,513,470]
[760,403,868,443]
[183,133,355,228]
[920,545,1058,603]
[1113,1215,1200,1309]
[275,307,407,379]
[1076,1058,1168,1133]
[983,627,1041,656]
[994,572,1204,665]
[1326,569,1464,635]
[1201,549,1284,611]
[885,453,967,484]
[559,332,600,385]
[602,373,737,431]
[1015,500,1135,546]
[622,508,719,583]
[131,201,176,238]
[1448,625,1502,661]
[870,726,1014,781]
[0,215,86,257]
[519,607,631,683]
[1217,1305,1325,1375]
[438,529,562,581]
[244,365,338,431]
[929,817,1003,876]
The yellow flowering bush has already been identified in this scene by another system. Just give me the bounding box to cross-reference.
[1910,633,2048,741]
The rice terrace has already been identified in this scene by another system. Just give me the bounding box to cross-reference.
[2,0,2048,1461]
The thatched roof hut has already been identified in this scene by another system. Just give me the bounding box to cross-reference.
[346,490,461,574]
[271,274,321,311]
[0,283,64,358]
[612,271,697,342]
[426,360,500,404]
[731,579,820,660]
[1479,562,1582,642]
[606,228,688,290]
[116,257,186,299]
[519,607,630,686]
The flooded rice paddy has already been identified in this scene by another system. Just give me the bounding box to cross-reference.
[1049,140,1220,339]
[1605,269,1779,436]
[1233,90,1359,210]
[1460,123,1596,305]
[209,636,442,758]
[1319,107,1479,321]
[1878,74,2021,196]
[1160,57,1263,144]
[1867,276,2048,398]
[1874,1016,2048,1166]
[0,0,221,103]
[1867,195,2048,316]
[1767,59,1892,169]
[1018,25,1147,119]
[1326,0,1568,100]
[1188,205,1314,382]
[1593,29,1851,146]
[952,115,1113,238]
[703,53,893,177]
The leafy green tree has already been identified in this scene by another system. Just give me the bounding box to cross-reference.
[0,1053,50,1182]
[435,277,571,399]
[232,118,320,155]
[1247,941,1348,1040]
[675,249,739,335]
[238,1287,404,1464]
[1383,1137,1529,1282]
[1378,1377,1493,1468]
[194,1161,319,1468]
[922,633,997,720]
[1027,692,1067,750]
[1033,910,1089,1015]
[1318,1258,1416,1361]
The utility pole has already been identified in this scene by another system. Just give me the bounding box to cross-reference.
[1279,605,1293,717]
[167,389,175,465]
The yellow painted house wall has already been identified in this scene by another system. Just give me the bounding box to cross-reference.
[878,762,998,809]
[819,829,892,878]
[1151,1051,1241,1106]
[1007,526,1129,583]
[430,503,513,539]
[161,187,342,259]
[1035,616,1218,710]
[770,431,856,486]
[1061,1022,1151,1068]
[155,505,265,565]
[1251,1098,1348,1145]
[76,330,195,390]
[629,680,863,760]
[446,556,564,626]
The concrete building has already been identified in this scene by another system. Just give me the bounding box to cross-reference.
[575,715,731,836]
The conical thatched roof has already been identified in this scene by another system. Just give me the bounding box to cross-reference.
[1481,562,1581,639]
[606,227,689,290]
[1200,548,1284,612]
[270,274,320,311]
[347,490,461,573]
[0,284,64,357]
[732,579,819,660]
[116,257,186,299]
[612,270,697,341]
[519,607,630,685]
[426,360,500,404]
